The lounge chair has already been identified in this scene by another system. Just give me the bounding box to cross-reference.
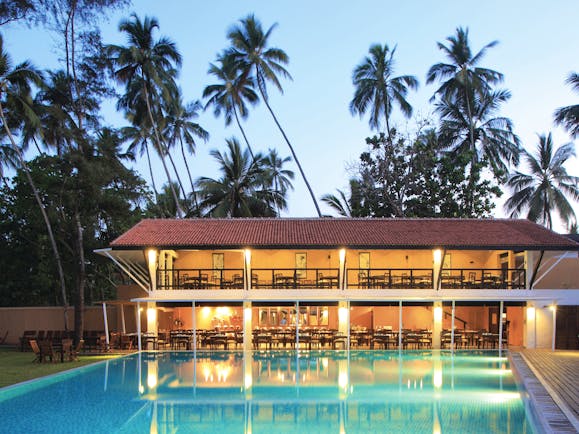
[29,339,42,363]
[38,340,55,363]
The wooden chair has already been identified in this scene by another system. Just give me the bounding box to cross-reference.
[29,339,42,363]
[0,330,8,344]
[59,339,73,362]
[38,340,55,363]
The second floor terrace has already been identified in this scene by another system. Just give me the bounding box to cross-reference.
[99,218,579,295]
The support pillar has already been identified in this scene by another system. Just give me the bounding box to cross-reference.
[433,301,443,350]
[243,301,252,352]
[338,301,350,345]
[525,302,536,349]
[137,301,142,351]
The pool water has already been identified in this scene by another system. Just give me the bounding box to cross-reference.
[0,350,536,433]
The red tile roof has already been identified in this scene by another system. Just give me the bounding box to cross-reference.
[109,218,579,250]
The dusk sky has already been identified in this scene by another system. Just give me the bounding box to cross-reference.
[4,0,578,230]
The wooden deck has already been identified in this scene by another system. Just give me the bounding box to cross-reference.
[510,350,579,433]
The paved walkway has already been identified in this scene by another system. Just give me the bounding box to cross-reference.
[511,350,579,433]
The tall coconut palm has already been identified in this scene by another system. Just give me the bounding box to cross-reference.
[427,27,503,160]
[321,179,365,217]
[203,51,258,158]
[196,138,277,217]
[108,13,184,217]
[261,148,294,214]
[164,93,209,214]
[505,133,579,229]
[437,89,520,177]
[227,14,322,217]
[0,35,69,326]
[350,43,419,142]
[554,72,579,138]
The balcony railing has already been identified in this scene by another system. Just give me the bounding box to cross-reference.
[157,268,245,290]
[155,267,526,290]
[251,268,341,289]
[347,268,434,289]
[440,268,526,289]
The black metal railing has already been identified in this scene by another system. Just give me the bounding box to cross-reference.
[347,268,434,289]
[440,268,526,289]
[250,268,341,289]
[157,268,245,290]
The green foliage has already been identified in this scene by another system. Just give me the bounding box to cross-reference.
[344,128,501,218]
[505,133,579,229]
[0,150,149,307]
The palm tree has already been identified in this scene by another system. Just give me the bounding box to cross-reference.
[203,51,258,158]
[321,179,365,217]
[436,89,520,177]
[0,35,69,326]
[554,72,579,138]
[164,93,209,214]
[427,27,503,159]
[350,43,419,142]
[196,138,277,217]
[505,133,579,229]
[108,14,185,217]
[227,14,322,217]
[261,148,294,214]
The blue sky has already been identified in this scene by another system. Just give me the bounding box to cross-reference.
[4,0,578,229]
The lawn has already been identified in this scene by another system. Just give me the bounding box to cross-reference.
[0,347,120,388]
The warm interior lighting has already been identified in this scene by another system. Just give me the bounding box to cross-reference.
[338,307,348,322]
[527,306,536,320]
[244,249,251,262]
[244,307,252,321]
[147,249,157,266]
[433,249,442,263]
[244,373,252,389]
[339,248,346,263]
[201,306,211,317]
[549,304,557,312]
[146,308,157,322]
[434,306,443,322]
[338,371,348,390]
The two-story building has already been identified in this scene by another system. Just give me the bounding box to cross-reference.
[97,218,579,351]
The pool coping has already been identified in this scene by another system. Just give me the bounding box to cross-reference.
[509,351,577,434]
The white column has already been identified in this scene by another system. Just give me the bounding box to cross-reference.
[551,303,557,351]
[137,301,142,351]
[244,249,251,290]
[339,248,347,289]
[338,301,349,338]
[192,301,197,352]
[398,301,403,349]
[121,304,126,334]
[450,301,455,352]
[146,302,157,334]
[243,301,252,352]
[102,302,110,349]
[433,301,443,350]
[525,302,536,349]
[147,249,158,292]
[498,301,504,354]
[433,249,443,290]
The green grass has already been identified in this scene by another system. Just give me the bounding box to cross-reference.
[0,347,120,388]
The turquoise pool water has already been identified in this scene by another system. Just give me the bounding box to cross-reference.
[0,350,536,433]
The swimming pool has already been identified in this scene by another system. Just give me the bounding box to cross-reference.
[0,350,536,433]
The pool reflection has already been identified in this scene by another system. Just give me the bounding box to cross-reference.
[133,351,529,434]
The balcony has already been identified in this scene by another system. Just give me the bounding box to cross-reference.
[251,268,340,289]
[346,269,434,289]
[440,268,526,290]
[155,267,526,290]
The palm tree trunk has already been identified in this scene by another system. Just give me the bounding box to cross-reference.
[0,102,69,330]
[73,210,85,344]
[145,141,160,202]
[166,145,187,201]
[233,104,255,160]
[179,136,200,214]
[256,82,322,217]
[464,87,477,215]
[383,96,392,143]
[142,82,184,218]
